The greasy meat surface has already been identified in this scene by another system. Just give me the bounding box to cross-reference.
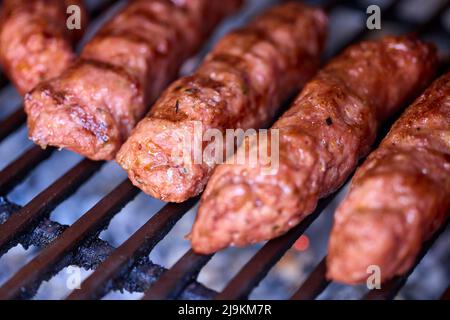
[116,3,328,202]
[191,36,438,254]
[327,72,450,284]
[0,0,86,95]
[25,0,242,160]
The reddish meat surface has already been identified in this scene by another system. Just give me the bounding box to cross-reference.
[0,0,87,95]
[116,2,328,202]
[327,72,450,284]
[191,35,438,254]
[25,0,242,160]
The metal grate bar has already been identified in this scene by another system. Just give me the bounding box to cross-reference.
[0,179,138,300]
[362,218,449,300]
[215,196,335,300]
[37,0,349,301]
[67,197,199,300]
[143,250,213,300]
[214,0,450,300]
[88,0,119,19]
[0,159,103,257]
[441,286,450,300]
[0,109,26,143]
[0,146,53,195]
[0,73,8,89]
[290,257,329,300]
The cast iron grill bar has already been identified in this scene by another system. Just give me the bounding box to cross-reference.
[0,179,138,300]
[290,257,329,300]
[362,218,449,300]
[413,1,450,35]
[0,146,53,195]
[441,286,450,300]
[0,0,118,142]
[67,197,199,300]
[0,159,103,257]
[323,0,344,12]
[143,250,213,300]
[0,73,8,89]
[215,195,335,300]
[138,0,356,301]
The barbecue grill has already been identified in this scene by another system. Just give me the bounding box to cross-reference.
[0,0,449,300]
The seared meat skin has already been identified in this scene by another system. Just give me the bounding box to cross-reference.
[25,0,242,160]
[191,36,438,254]
[116,3,328,202]
[327,72,450,284]
[0,0,87,95]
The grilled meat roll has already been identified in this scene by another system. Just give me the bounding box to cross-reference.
[116,2,328,202]
[191,35,438,254]
[327,72,450,284]
[25,0,242,160]
[0,0,87,95]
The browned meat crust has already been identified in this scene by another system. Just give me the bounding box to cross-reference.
[25,0,242,160]
[191,35,438,254]
[116,3,328,202]
[327,72,450,284]
[0,0,87,95]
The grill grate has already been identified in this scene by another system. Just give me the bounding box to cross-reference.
[0,0,118,143]
[0,0,449,300]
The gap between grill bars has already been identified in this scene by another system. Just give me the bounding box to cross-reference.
[0,0,449,300]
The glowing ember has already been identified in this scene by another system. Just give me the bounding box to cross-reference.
[294,235,310,251]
